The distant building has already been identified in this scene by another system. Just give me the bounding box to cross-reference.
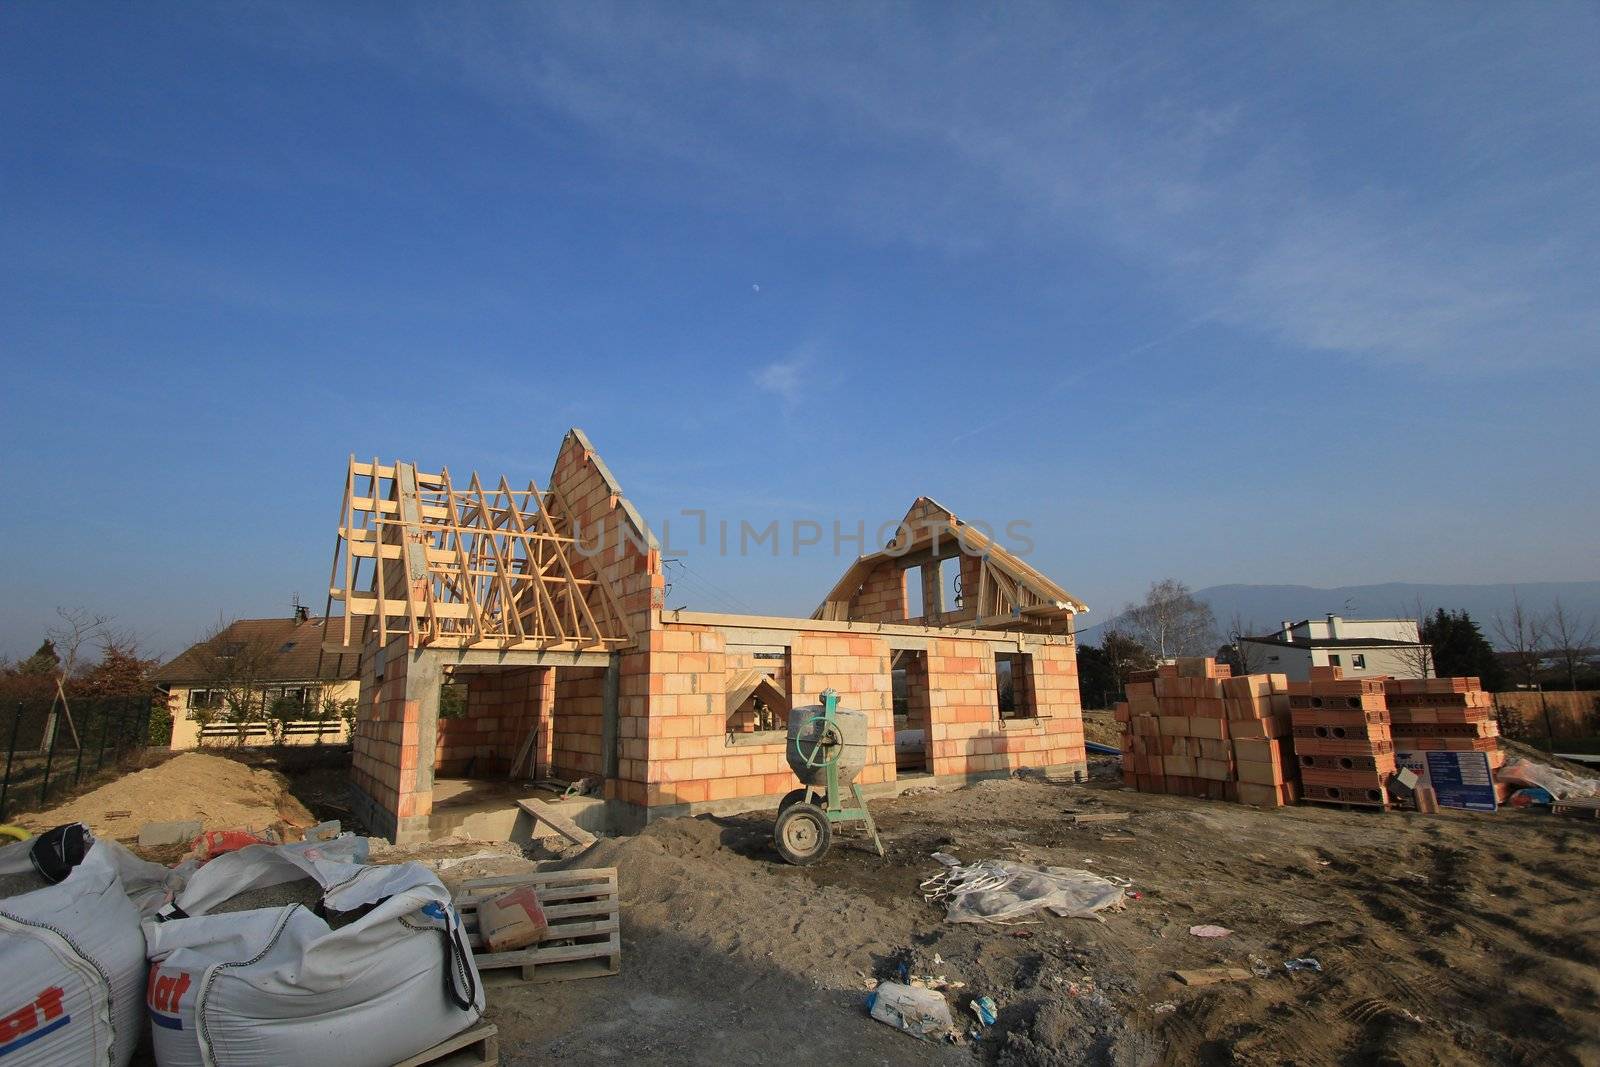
[1238,614,1433,681]
[154,611,363,748]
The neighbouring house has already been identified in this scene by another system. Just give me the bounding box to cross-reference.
[1239,614,1433,682]
[325,430,1090,843]
[154,611,363,748]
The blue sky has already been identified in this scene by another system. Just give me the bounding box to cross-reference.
[2,2,1597,661]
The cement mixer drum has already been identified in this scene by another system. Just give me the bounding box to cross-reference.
[785,702,871,786]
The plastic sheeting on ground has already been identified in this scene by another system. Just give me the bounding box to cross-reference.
[921,858,1128,925]
[1498,757,1600,800]
[143,842,483,1067]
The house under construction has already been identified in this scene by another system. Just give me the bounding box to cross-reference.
[325,430,1089,842]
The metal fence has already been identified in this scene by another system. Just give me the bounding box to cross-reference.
[0,692,158,822]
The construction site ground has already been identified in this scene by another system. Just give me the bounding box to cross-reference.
[405,764,1600,1067]
[19,741,1599,1065]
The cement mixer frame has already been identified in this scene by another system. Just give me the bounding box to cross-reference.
[773,689,886,865]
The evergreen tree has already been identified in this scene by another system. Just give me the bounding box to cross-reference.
[17,639,60,676]
[1423,609,1507,691]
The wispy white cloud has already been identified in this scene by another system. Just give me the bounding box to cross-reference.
[249,3,1600,371]
[752,351,812,406]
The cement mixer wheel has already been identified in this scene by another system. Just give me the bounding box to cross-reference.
[775,802,832,865]
[778,788,812,817]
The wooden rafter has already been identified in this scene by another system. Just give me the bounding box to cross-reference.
[326,456,636,653]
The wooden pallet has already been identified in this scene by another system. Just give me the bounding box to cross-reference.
[1552,797,1600,820]
[454,868,620,983]
[393,1022,498,1067]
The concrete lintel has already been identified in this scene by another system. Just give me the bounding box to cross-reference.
[422,647,614,669]
[682,617,1041,653]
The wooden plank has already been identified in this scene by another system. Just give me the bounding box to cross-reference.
[516,799,597,848]
[1173,967,1252,987]
[391,1021,498,1067]
[1067,812,1130,824]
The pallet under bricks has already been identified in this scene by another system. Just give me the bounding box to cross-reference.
[1115,658,1297,807]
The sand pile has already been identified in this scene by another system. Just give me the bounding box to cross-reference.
[18,752,316,841]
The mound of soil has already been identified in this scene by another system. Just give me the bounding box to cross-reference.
[17,752,315,841]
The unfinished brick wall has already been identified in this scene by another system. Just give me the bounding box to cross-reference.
[550,430,664,640]
[847,561,907,623]
[349,638,427,837]
[551,665,606,780]
[434,667,550,776]
[548,430,663,812]
[628,625,895,813]
[927,637,1084,778]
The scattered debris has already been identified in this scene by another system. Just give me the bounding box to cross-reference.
[868,981,955,1040]
[1188,924,1232,938]
[1174,967,1252,986]
[1151,1002,1178,1014]
[969,995,998,1026]
[1284,957,1324,973]
[139,819,203,848]
[433,849,511,871]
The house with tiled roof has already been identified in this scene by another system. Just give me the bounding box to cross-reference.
[154,610,364,748]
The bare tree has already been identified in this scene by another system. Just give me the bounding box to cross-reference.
[1494,590,1553,746]
[1545,597,1598,693]
[1223,613,1269,675]
[1121,579,1218,661]
[1394,596,1438,680]
[46,607,112,679]
[189,619,282,745]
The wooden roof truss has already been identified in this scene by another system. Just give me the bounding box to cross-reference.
[325,457,635,653]
[813,499,1087,633]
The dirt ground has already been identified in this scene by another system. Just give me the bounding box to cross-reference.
[437,767,1600,1067]
[25,745,1597,1065]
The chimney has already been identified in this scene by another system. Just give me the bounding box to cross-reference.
[294,604,310,623]
[1280,620,1294,641]
[1326,613,1342,639]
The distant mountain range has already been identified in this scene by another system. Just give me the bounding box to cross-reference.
[1100,582,1600,649]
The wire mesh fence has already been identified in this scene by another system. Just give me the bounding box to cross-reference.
[0,692,159,822]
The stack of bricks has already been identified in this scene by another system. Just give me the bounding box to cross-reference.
[1223,673,1298,807]
[1289,667,1395,808]
[1115,657,1239,801]
[1382,677,1507,783]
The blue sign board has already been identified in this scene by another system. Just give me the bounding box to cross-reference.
[1422,750,1498,812]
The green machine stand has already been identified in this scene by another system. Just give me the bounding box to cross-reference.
[773,689,886,865]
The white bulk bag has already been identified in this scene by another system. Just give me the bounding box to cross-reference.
[143,843,483,1067]
[0,832,157,1067]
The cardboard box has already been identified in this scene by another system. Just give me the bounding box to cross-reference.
[477,884,548,952]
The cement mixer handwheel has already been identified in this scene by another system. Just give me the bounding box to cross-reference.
[795,716,845,769]
[775,802,831,865]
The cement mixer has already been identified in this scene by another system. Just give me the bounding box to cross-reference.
[773,689,885,865]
